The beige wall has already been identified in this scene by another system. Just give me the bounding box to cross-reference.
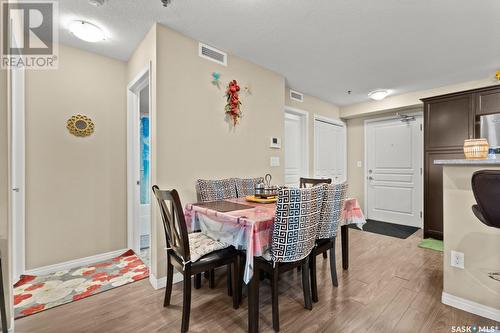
[0,67,12,329]
[346,107,422,209]
[442,165,500,313]
[340,78,499,119]
[285,88,341,176]
[25,45,128,268]
[150,24,285,278]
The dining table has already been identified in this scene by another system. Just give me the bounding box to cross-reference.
[184,196,366,332]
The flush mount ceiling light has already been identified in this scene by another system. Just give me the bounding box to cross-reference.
[368,89,390,101]
[161,0,172,7]
[88,0,106,7]
[69,20,105,42]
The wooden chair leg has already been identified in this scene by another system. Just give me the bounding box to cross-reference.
[248,261,260,333]
[322,252,328,259]
[310,253,319,303]
[227,264,232,296]
[181,269,192,333]
[238,253,244,302]
[329,241,338,287]
[209,268,215,288]
[194,273,201,289]
[271,266,280,331]
[301,257,313,311]
[164,256,173,307]
[231,260,239,309]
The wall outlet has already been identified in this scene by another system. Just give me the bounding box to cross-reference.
[451,250,465,269]
[357,161,362,168]
[270,156,280,167]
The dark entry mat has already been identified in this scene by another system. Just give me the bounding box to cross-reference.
[193,200,254,212]
[349,219,420,239]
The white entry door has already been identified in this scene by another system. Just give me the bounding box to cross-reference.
[284,110,307,187]
[314,118,346,183]
[365,115,423,227]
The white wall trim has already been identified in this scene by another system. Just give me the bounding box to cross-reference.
[127,65,151,254]
[363,110,424,219]
[284,107,309,180]
[25,248,128,276]
[149,272,182,290]
[313,114,347,182]
[442,292,500,322]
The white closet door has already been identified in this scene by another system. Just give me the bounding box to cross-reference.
[314,119,346,183]
[284,112,307,187]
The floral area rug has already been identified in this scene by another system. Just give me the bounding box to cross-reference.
[13,249,149,319]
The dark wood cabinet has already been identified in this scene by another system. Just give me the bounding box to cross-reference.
[425,95,473,150]
[422,85,500,240]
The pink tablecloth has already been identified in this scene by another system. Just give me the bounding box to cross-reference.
[184,197,365,283]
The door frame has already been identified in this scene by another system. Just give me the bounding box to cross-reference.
[284,107,309,182]
[313,114,347,181]
[127,65,151,254]
[363,110,424,225]
[9,63,26,283]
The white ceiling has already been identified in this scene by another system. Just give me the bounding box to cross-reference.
[58,0,500,105]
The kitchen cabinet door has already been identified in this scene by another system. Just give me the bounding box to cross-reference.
[425,95,473,150]
[476,87,500,116]
[424,150,465,240]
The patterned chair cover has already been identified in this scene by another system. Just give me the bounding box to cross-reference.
[271,186,324,263]
[317,182,348,240]
[234,177,264,197]
[196,178,237,202]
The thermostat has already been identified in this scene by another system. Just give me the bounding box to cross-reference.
[270,137,281,149]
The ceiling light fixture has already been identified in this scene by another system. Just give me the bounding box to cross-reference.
[161,0,172,7]
[368,89,390,101]
[69,20,106,42]
[88,0,106,7]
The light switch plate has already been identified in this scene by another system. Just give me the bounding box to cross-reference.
[270,156,280,167]
[451,250,465,269]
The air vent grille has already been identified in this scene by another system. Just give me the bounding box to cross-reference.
[199,43,227,66]
[290,90,304,102]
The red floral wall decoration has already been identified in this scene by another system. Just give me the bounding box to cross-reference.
[225,80,242,126]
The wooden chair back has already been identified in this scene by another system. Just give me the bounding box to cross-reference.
[299,177,332,188]
[152,185,191,262]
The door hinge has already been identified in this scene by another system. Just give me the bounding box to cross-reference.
[420,211,423,218]
[420,167,423,175]
[420,124,423,131]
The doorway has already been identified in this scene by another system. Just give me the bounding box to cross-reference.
[284,108,308,187]
[127,67,151,267]
[314,116,346,183]
[365,113,423,228]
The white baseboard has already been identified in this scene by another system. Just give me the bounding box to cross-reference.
[24,248,129,277]
[442,292,500,322]
[149,272,182,290]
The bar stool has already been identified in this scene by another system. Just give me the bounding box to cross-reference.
[471,170,500,229]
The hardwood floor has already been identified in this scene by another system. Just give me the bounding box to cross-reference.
[15,229,499,333]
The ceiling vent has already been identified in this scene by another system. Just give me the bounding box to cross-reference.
[199,43,227,66]
[290,89,304,102]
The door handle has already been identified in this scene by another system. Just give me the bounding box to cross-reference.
[136,180,140,186]
[12,187,19,192]
[368,176,373,181]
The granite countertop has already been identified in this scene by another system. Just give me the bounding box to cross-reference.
[434,159,500,165]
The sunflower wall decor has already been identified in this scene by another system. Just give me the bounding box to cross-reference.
[67,115,95,137]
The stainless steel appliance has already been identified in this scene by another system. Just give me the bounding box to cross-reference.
[480,114,500,154]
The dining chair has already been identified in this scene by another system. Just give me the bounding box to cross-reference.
[234,177,264,197]
[196,178,237,202]
[299,177,333,259]
[309,182,348,303]
[195,178,238,289]
[252,186,324,332]
[299,177,332,188]
[152,185,240,333]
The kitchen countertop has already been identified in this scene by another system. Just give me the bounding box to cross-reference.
[434,159,500,165]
